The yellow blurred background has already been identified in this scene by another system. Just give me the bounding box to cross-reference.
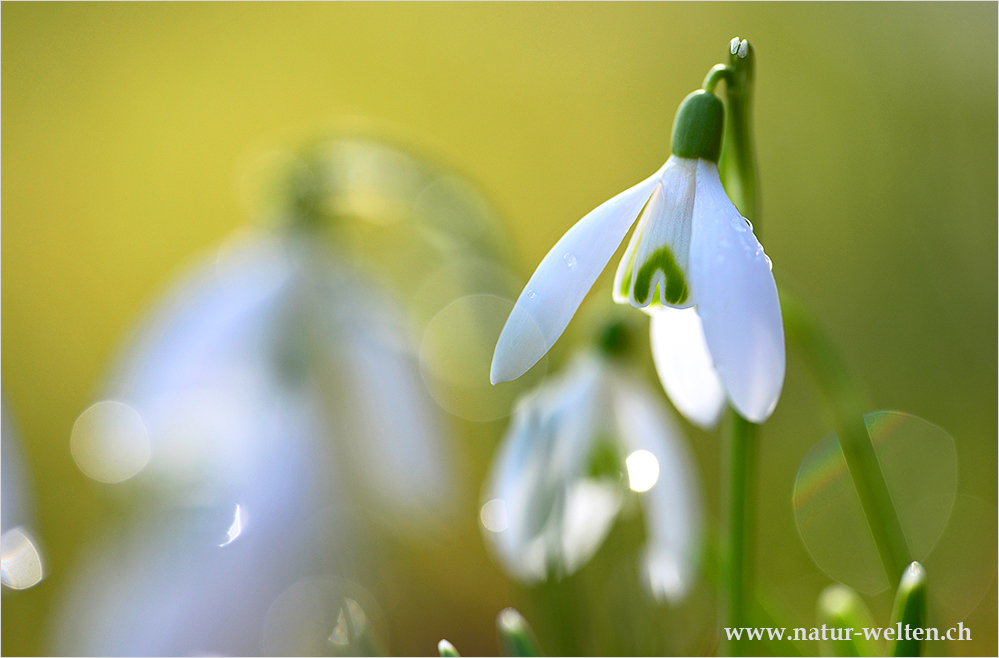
[3,3,996,656]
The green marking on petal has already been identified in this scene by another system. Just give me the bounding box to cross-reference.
[614,190,656,305]
[633,246,688,306]
[587,436,626,479]
[617,255,635,300]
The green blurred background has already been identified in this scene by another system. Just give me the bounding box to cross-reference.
[3,3,996,656]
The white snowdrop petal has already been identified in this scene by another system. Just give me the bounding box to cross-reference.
[560,480,623,574]
[626,157,698,309]
[480,400,552,581]
[2,401,32,535]
[481,356,608,581]
[689,160,784,423]
[609,372,703,603]
[491,171,662,383]
[612,186,657,305]
[335,321,453,519]
[105,233,296,493]
[648,307,725,430]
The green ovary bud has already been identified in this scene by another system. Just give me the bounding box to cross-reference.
[670,90,724,162]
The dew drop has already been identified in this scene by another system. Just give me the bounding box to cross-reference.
[743,218,753,231]
[563,253,577,270]
[526,289,536,300]
[765,254,773,271]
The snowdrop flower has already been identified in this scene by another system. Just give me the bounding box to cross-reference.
[73,229,453,518]
[491,90,784,424]
[481,351,703,603]
[54,230,452,655]
[56,134,505,655]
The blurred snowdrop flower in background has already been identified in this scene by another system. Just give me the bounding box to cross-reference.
[55,229,448,655]
[70,228,455,519]
[52,134,522,655]
[481,350,704,604]
[1,397,44,591]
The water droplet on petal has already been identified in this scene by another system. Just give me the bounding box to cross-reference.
[526,289,536,300]
[765,254,773,270]
[563,253,577,270]
[744,218,753,231]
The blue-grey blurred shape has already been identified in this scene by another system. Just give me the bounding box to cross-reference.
[1,395,44,591]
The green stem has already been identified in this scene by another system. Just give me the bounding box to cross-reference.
[717,39,758,221]
[722,409,757,656]
[781,293,910,588]
[713,38,761,656]
[702,64,733,95]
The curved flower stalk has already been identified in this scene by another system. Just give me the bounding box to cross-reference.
[481,352,703,604]
[491,87,784,425]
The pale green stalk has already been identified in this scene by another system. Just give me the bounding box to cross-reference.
[708,38,760,657]
[781,294,911,587]
[713,41,913,658]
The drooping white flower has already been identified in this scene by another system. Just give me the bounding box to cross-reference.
[54,134,511,655]
[481,353,703,604]
[491,90,784,424]
[53,230,453,656]
[75,229,453,517]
